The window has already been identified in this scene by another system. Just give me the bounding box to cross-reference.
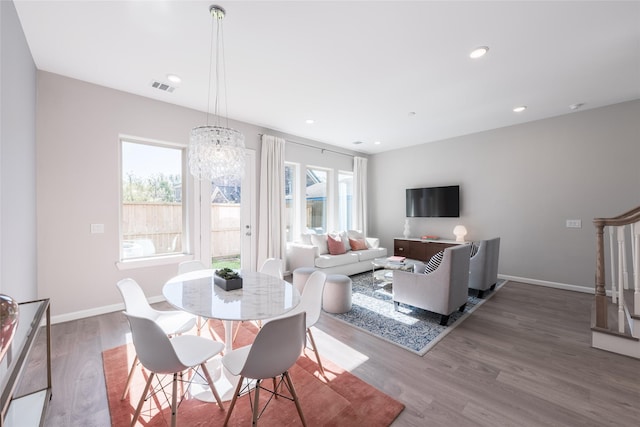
[306,167,328,233]
[285,163,298,242]
[121,139,185,260]
[338,171,353,231]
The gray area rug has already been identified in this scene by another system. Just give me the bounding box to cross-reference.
[325,271,504,356]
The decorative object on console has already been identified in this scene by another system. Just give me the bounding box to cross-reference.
[0,294,19,363]
[453,224,467,242]
[214,267,243,291]
[403,219,410,238]
[189,5,245,182]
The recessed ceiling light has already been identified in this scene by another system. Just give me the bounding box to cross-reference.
[513,105,527,113]
[305,119,315,124]
[470,46,489,59]
[374,141,381,145]
[166,74,181,84]
[408,111,417,117]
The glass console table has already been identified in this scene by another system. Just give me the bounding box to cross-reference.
[0,299,51,427]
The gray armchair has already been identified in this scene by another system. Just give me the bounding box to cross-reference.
[393,244,471,326]
[469,237,500,298]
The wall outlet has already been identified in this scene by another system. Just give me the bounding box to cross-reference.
[566,219,582,229]
[90,223,105,234]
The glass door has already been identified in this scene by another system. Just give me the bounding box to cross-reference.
[202,150,256,271]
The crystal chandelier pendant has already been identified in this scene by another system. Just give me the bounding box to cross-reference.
[189,5,245,182]
[189,125,245,181]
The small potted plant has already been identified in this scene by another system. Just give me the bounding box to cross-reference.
[214,268,243,291]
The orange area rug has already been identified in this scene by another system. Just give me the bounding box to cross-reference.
[103,321,404,426]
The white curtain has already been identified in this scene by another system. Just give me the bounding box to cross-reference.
[257,134,286,268]
[353,156,368,236]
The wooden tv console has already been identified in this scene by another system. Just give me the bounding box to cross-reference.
[394,238,462,262]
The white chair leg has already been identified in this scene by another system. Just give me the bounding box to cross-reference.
[284,371,307,427]
[252,379,261,426]
[306,328,325,376]
[171,373,178,427]
[223,376,244,426]
[132,372,154,427]
[122,355,139,400]
[201,363,224,409]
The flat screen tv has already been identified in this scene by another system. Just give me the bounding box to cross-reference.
[406,185,460,217]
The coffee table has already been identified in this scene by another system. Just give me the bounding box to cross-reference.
[371,257,415,285]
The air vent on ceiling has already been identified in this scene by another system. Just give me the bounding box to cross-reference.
[352,141,364,145]
[151,80,175,93]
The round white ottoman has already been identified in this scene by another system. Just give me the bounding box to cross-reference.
[292,267,316,294]
[323,274,352,314]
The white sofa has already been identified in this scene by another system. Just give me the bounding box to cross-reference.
[287,231,387,276]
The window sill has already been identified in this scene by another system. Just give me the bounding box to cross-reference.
[116,253,194,271]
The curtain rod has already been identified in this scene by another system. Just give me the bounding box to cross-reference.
[259,133,355,158]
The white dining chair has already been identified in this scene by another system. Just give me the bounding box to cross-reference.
[178,260,211,336]
[124,312,225,427]
[116,278,197,400]
[264,270,327,376]
[222,311,307,426]
[232,257,284,342]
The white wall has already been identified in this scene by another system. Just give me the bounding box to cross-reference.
[369,100,640,290]
[0,0,37,302]
[36,71,363,320]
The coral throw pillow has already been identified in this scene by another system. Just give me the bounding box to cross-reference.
[327,234,346,255]
[349,238,368,251]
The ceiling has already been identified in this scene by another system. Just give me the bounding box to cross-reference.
[13,1,640,154]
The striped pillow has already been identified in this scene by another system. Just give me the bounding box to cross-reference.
[424,251,444,274]
[469,242,480,258]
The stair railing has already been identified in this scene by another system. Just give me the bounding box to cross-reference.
[593,206,640,330]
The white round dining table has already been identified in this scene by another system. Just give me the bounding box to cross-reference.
[162,268,301,401]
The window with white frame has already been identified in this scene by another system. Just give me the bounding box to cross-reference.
[285,163,298,242]
[120,138,185,260]
[338,171,353,231]
[305,167,329,233]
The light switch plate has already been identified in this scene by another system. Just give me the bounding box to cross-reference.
[566,219,582,228]
[90,223,105,234]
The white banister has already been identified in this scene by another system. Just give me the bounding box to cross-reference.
[635,223,640,317]
[609,227,617,304]
[617,226,625,333]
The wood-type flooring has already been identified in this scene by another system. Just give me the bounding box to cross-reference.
[20,281,640,426]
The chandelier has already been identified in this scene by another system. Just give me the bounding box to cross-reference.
[189,5,245,182]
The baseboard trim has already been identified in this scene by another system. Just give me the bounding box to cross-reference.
[50,295,166,325]
[498,274,595,294]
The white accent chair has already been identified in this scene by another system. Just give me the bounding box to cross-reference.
[393,244,471,326]
[468,237,501,298]
[222,312,307,426]
[123,312,224,427]
[264,271,327,376]
[116,278,197,400]
[259,257,283,279]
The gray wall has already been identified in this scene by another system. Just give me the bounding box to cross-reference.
[0,0,37,302]
[369,99,640,290]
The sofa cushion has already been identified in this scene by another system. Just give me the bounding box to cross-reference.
[315,252,360,269]
[311,234,329,255]
[327,233,347,255]
[356,247,387,261]
[424,251,444,274]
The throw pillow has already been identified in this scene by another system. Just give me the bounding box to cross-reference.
[340,231,352,251]
[424,251,444,274]
[327,234,346,255]
[300,233,313,245]
[311,234,329,255]
[470,242,480,258]
[347,229,365,240]
[349,238,368,251]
